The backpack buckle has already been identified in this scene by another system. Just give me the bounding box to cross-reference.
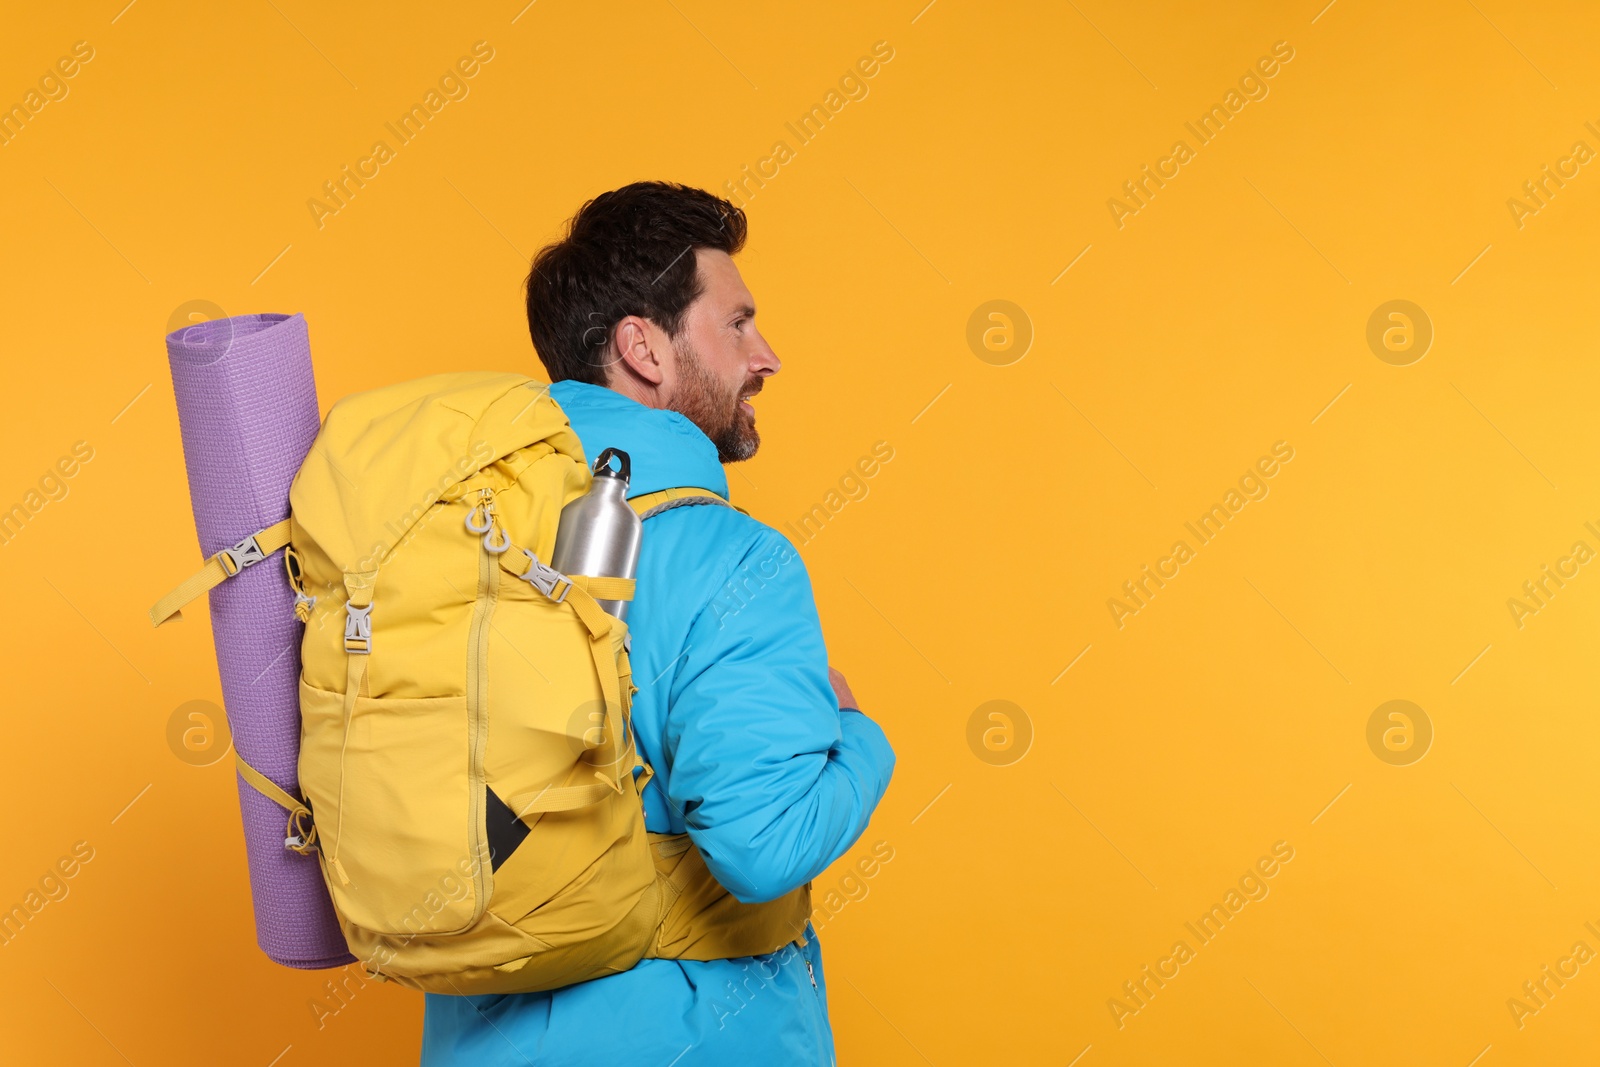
[343,602,373,654]
[520,551,571,603]
[218,534,267,576]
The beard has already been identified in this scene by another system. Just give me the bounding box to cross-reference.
[668,336,761,463]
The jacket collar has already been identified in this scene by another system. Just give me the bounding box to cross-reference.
[548,380,730,501]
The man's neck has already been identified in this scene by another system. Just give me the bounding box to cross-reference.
[601,372,667,412]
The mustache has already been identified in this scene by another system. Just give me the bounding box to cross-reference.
[739,379,763,401]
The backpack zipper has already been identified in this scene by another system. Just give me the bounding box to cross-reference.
[465,488,499,915]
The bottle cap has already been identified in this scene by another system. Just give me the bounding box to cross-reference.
[592,448,631,485]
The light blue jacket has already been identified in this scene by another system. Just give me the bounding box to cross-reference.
[421,380,896,1066]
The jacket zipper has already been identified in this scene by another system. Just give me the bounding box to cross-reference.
[802,940,830,1064]
[465,488,499,917]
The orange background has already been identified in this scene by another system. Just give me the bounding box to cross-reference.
[3,1,1599,1063]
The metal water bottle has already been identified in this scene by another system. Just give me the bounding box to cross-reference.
[550,447,641,619]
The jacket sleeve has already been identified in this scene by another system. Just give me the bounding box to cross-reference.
[661,525,896,903]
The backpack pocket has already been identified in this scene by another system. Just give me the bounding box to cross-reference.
[298,677,488,937]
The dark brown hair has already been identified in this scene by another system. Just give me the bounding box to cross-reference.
[525,181,747,385]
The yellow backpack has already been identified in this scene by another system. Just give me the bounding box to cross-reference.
[152,370,811,994]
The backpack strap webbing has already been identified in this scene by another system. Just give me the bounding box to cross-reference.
[629,487,746,519]
[148,518,293,627]
[566,574,637,602]
[234,752,318,856]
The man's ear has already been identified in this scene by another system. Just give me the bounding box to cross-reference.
[612,316,665,386]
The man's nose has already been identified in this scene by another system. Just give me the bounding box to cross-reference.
[751,329,780,376]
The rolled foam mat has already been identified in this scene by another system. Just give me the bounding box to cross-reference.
[166,312,353,969]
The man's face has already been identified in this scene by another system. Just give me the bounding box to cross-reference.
[659,250,780,463]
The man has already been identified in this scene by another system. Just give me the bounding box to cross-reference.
[420,182,896,1065]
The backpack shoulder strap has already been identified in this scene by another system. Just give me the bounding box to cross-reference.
[629,486,746,519]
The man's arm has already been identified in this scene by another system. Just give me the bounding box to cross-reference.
[660,527,895,903]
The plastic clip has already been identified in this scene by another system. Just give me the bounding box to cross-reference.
[519,550,571,603]
[218,535,267,576]
[343,602,373,654]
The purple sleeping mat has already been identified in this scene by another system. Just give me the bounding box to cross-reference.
[165,312,352,969]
